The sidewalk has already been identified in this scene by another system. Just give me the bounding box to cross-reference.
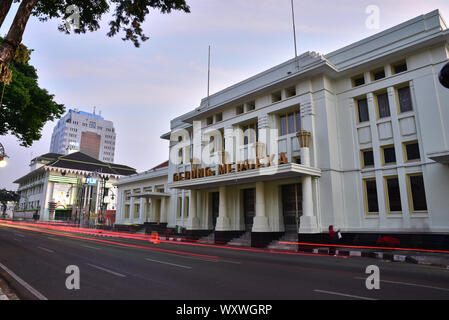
[307,246,449,268]
[0,274,19,300]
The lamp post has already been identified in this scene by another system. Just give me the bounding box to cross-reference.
[439,62,449,89]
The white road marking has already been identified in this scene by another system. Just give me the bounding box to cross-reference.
[314,289,377,300]
[80,244,101,250]
[14,233,25,238]
[354,277,449,292]
[37,246,54,253]
[47,237,60,241]
[0,262,48,300]
[14,239,22,242]
[86,263,126,278]
[145,258,192,269]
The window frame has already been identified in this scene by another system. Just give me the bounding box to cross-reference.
[374,91,391,119]
[384,175,402,214]
[406,173,428,214]
[395,84,413,114]
[355,97,370,124]
[352,74,365,87]
[361,148,375,168]
[403,140,421,163]
[363,178,379,215]
[278,110,301,137]
[381,145,397,166]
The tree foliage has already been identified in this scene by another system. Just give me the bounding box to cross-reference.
[0,188,19,216]
[0,37,65,147]
[32,0,191,47]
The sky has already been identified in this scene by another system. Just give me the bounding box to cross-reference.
[0,0,448,190]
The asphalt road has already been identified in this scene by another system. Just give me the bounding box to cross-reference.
[1,223,449,300]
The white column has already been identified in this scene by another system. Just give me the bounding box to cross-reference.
[160,197,167,223]
[186,190,200,229]
[215,186,230,231]
[139,197,146,225]
[299,147,318,233]
[252,182,270,232]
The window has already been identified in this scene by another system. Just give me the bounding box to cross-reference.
[385,176,402,213]
[363,179,379,214]
[382,145,396,165]
[361,149,375,168]
[246,101,256,111]
[356,98,369,123]
[215,113,223,122]
[403,141,420,162]
[285,86,296,98]
[271,91,282,103]
[397,85,413,113]
[134,203,140,219]
[392,60,407,74]
[352,75,365,87]
[242,122,258,145]
[279,111,301,136]
[376,92,391,118]
[124,205,130,219]
[89,121,96,129]
[371,68,385,81]
[407,174,428,212]
[236,105,244,115]
[184,197,190,218]
[207,116,213,126]
[177,197,182,218]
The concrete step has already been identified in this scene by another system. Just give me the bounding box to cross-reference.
[227,231,252,247]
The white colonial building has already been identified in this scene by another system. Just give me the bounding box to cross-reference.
[116,10,449,249]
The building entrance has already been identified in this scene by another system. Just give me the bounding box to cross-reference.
[211,192,219,227]
[243,188,255,231]
[281,183,302,234]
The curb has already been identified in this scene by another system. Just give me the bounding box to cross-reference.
[311,247,449,268]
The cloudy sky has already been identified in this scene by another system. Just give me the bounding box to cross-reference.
[1,0,448,190]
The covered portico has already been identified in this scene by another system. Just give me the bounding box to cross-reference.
[130,191,171,224]
[168,162,321,235]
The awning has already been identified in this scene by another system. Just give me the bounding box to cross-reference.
[427,151,449,164]
[131,192,171,199]
[167,163,321,190]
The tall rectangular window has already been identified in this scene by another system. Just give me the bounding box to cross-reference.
[243,122,258,145]
[124,205,130,219]
[184,197,190,218]
[397,86,413,113]
[364,179,379,214]
[177,197,182,218]
[279,111,301,136]
[361,149,375,168]
[385,177,402,213]
[357,98,369,123]
[134,203,140,219]
[404,141,420,162]
[408,174,428,212]
[376,93,391,118]
[382,146,396,165]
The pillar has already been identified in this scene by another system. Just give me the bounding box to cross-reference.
[252,182,270,232]
[299,147,318,233]
[186,190,200,229]
[215,186,230,231]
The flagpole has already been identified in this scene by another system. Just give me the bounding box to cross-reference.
[291,0,299,70]
[207,45,211,106]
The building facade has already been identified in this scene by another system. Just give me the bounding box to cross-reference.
[116,10,449,248]
[50,109,117,162]
[14,152,136,225]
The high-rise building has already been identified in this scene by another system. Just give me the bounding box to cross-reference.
[50,109,116,162]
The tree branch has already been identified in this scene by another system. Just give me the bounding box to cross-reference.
[0,0,37,69]
[0,0,13,28]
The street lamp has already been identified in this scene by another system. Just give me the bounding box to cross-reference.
[0,143,8,168]
[439,61,449,89]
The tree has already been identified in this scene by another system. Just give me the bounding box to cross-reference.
[0,189,20,218]
[0,37,65,146]
[0,0,191,80]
